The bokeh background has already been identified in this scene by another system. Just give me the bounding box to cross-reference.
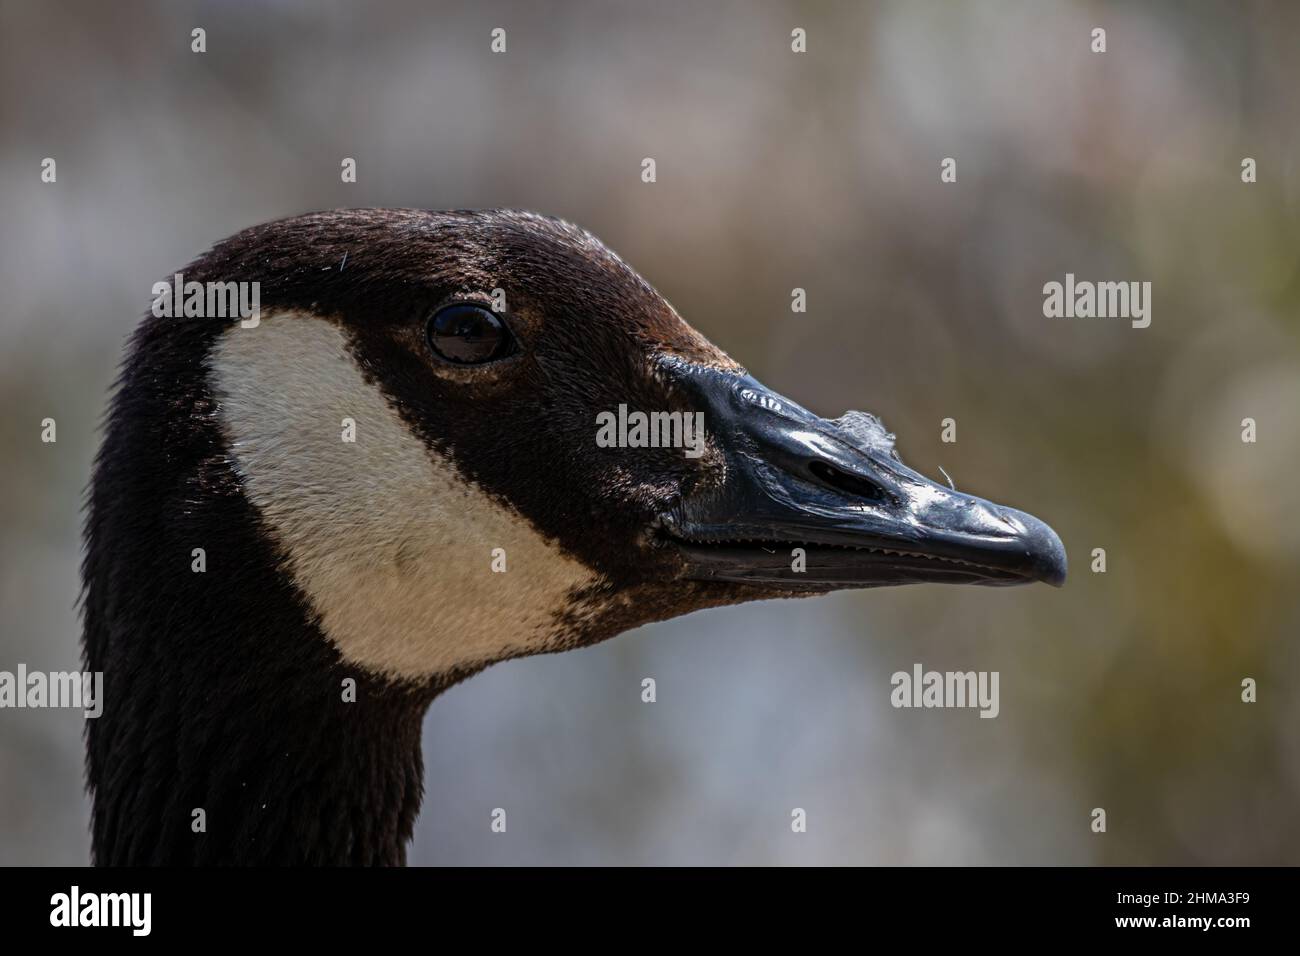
[2,0,1298,865]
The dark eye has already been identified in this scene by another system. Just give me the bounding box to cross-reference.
[426,304,512,364]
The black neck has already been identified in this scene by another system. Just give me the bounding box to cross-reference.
[83,322,439,865]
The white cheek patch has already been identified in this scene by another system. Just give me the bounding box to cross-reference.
[209,312,602,681]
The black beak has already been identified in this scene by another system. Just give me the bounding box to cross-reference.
[659,359,1067,590]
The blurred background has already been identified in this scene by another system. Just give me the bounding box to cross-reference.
[2,0,1298,865]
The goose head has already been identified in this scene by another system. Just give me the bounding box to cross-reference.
[84,208,1065,864]
[208,209,1063,677]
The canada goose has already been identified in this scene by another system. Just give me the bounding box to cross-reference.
[82,208,1066,865]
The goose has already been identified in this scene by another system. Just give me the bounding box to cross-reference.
[82,208,1066,865]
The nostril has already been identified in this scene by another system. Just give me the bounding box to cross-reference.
[807,460,888,503]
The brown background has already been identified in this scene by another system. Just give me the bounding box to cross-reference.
[1,0,1297,864]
